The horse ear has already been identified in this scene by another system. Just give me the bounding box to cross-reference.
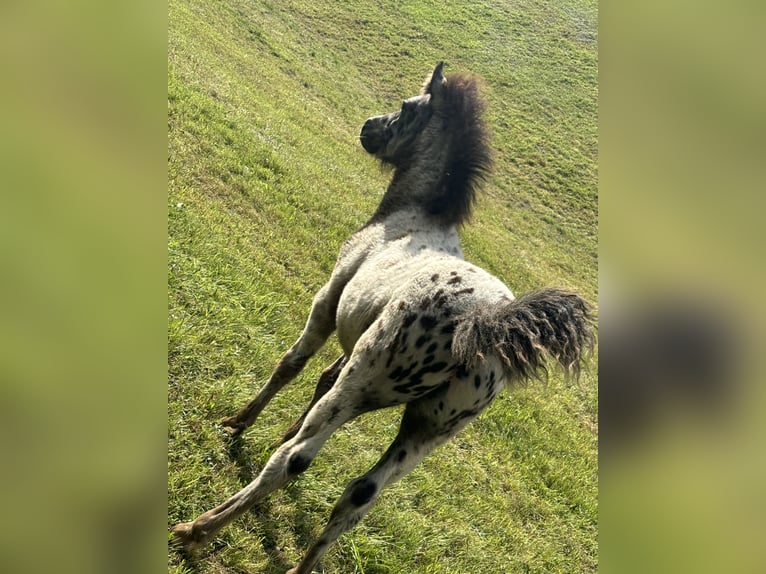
[425,62,446,98]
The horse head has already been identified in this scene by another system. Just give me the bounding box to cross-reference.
[359,62,446,165]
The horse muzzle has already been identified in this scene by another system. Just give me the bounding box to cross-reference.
[360,118,384,154]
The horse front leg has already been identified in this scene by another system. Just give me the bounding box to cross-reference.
[273,354,346,447]
[221,283,338,436]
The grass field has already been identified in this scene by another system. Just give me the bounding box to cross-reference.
[168,0,597,572]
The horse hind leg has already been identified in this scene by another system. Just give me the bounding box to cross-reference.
[221,284,338,436]
[285,375,499,574]
[273,354,346,447]
[173,357,382,553]
[284,427,435,574]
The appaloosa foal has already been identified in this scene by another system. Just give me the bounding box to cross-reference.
[172,62,594,574]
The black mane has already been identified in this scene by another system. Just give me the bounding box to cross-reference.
[424,73,492,226]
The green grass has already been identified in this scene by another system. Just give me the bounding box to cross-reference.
[168,0,597,572]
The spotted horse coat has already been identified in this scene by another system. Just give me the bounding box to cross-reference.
[172,63,595,574]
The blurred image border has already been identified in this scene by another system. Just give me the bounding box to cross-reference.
[0,1,763,572]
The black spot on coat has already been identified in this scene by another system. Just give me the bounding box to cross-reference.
[350,478,378,506]
[288,453,312,475]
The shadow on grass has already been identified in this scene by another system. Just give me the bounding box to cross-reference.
[226,432,259,484]
[249,481,328,574]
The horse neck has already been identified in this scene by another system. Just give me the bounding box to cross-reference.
[373,129,456,226]
[394,143,450,200]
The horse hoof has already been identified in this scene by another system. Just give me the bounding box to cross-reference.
[170,521,204,552]
[219,416,244,436]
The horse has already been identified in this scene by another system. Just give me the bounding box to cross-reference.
[171,62,595,574]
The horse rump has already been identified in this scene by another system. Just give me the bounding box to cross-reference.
[452,288,595,382]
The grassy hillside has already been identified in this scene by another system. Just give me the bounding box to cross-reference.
[168,1,597,573]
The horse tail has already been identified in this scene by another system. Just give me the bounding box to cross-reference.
[451,288,596,382]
